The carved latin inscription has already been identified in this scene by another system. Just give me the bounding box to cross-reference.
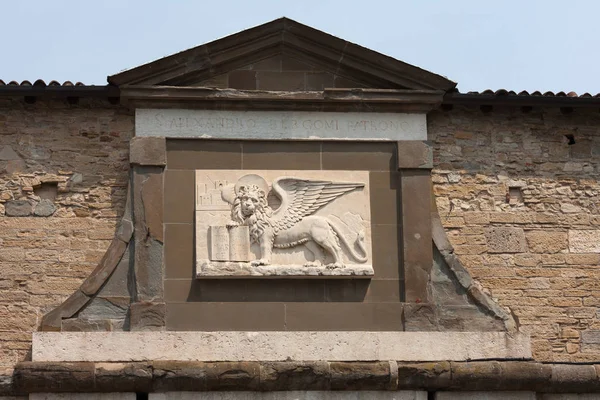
[195,170,373,278]
[137,109,427,141]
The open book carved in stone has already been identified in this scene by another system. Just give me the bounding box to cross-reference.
[196,171,373,278]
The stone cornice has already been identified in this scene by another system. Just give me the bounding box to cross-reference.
[7,360,600,395]
[119,86,445,112]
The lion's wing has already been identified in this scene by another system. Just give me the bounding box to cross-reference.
[270,177,364,233]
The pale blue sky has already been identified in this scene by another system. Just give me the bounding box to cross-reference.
[2,1,599,94]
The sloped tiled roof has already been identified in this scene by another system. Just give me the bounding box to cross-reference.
[0,79,85,87]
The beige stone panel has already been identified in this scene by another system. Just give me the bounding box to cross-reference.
[150,392,427,400]
[30,394,135,400]
[436,393,536,400]
[32,332,531,362]
[195,170,372,272]
[568,230,600,253]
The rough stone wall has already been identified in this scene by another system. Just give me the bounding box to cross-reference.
[429,106,600,362]
[0,100,133,373]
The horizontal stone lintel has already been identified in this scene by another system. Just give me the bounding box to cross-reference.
[32,331,530,363]
[135,109,427,141]
[10,360,600,394]
[196,261,374,279]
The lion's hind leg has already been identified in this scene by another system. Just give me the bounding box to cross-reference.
[311,227,344,269]
[303,241,325,267]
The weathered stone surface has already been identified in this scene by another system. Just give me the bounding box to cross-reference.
[130,136,166,166]
[33,199,56,217]
[78,296,129,321]
[148,392,427,400]
[153,361,207,392]
[260,361,330,390]
[397,361,451,389]
[5,200,32,217]
[550,364,600,392]
[95,362,152,393]
[134,237,164,301]
[40,290,91,331]
[450,361,503,390]
[403,304,437,331]
[140,169,164,243]
[129,302,165,331]
[330,362,391,390]
[569,230,600,253]
[205,362,260,391]
[80,238,128,296]
[61,319,113,332]
[134,166,164,301]
[485,227,526,253]
[32,332,532,362]
[197,260,374,279]
[436,392,536,400]
[397,140,433,169]
[0,145,21,160]
[98,247,131,298]
[581,330,600,352]
[525,231,568,254]
[136,109,427,141]
[13,362,95,393]
[30,395,134,400]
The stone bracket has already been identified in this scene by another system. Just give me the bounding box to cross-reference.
[397,140,433,170]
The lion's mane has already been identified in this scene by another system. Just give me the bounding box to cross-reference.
[231,184,273,244]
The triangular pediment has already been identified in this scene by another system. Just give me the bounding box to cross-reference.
[108,18,456,91]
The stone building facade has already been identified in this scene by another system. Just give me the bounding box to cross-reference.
[1,17,600,399]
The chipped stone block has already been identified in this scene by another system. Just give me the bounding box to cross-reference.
[485,227,526,253]
[568,230,600,253]
[526,231,568,254]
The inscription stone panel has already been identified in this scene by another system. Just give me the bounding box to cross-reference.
[195,170,373,278]
[136,109,427,141]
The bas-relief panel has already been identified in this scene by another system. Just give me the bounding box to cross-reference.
[195,170,373,278]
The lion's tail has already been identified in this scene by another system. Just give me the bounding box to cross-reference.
[328,221,368,263]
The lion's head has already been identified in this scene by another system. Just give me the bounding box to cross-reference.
[231,184,273,243]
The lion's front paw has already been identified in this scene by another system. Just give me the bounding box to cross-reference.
[326,262,344,270]
[226,221,239,229]
[251,259,270,266]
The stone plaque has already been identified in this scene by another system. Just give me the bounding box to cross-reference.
[195,170,373,278]
[137,109,427,141]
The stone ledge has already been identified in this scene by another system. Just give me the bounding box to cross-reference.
[8,361,600,394]
[196,260,374,279]
[32,332,531,363]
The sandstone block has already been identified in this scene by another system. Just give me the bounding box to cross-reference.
[130,137,166,166]
[485,227,526,253]
[129,302,166,331]
[397,141,433,169]
[569,230,600,253]
[526,231,568,254]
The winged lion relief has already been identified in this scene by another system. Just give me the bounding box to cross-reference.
[195,170,373,277]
